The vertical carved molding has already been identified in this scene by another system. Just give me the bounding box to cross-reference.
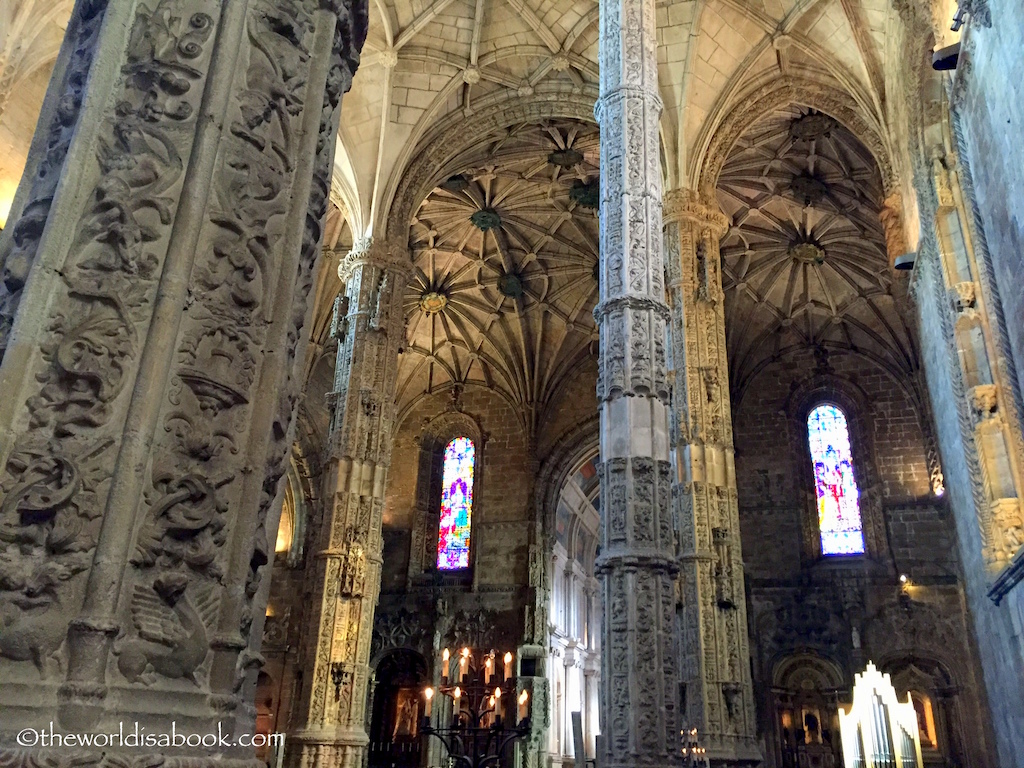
[910,135,1024,594]
[595,0,679,764]
[662,191,759,763]
[880,189,911,265]
[0,0,367,761]
[942,111,1024,599]
[290,238,411,768]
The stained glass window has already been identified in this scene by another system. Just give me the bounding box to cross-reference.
[807,404,865,555]
[437,436,475,570]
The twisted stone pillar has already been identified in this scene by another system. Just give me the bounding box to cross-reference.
[594,0,679,762]
[0,0,366,763]
[290,238,411,768]
[663,191,759,763]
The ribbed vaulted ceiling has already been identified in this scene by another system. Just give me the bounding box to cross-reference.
[717,107,917,395]
[398,119,599,420]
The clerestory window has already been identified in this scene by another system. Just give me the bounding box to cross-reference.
[436,436,475,569]
[807,404,864,555]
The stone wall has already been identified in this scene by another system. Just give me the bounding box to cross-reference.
[732,348,994,766]
[368,385,545,673]
[914,240,1024,767]
[901,4,1024,763]
[734,348,935,579]
[386,386,535,587]
[536,358,599,459]
[958,0,1024,395]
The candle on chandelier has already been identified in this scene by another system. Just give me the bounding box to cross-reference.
[517,689,529,721]
[453,686,462,709]
[484,654,493,683]
[459,647,470,680]
[442,648,450,682]
[503,651,513,680]
[424,687,434,717]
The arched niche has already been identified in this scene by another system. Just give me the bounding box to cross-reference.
[534,418,601,768]
[782,376,889,569]
[406,409,486,585]
[769,654,846,766]
[368,649,430,768]
[881,656,969,767]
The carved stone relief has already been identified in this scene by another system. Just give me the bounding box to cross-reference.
[0,0,368,760]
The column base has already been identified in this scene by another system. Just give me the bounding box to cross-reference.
[706,739,763,766]
[0,679,259,760]
[286,728,369,768]
[0,749,266,768]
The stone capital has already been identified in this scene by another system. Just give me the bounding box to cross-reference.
[337,237,414,282]
[663,189,729,236]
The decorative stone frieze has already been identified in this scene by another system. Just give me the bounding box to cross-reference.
[289,237,412,768]
[0,0,367,763]
[662,190,760,763]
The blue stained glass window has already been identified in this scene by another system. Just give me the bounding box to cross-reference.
[807,404,865,555]
[437,437,475,570]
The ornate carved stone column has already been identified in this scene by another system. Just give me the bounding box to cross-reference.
[0,0,366,763]
[663,190,759,763]
[594,0,679,763]
[289,238,411,768]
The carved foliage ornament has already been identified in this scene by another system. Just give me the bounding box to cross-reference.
[123,2,318,689]
[116,0,367,690]
[371,608,428,659]
[0,0,216,675]
[0,1,107,351]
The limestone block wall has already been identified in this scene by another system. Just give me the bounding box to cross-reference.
[536,359,599,459]
[732,348,994,767]
[957,0,1024,393]
[915,239,1024,767]
[734,349,935,579]
[386,387,534,585]
[373,386,540,664]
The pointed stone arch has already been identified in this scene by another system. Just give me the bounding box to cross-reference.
[693,75,895,199]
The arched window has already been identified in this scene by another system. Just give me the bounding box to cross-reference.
[807,404,864,555]
[437,436,475,570]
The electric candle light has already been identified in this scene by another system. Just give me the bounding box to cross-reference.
[442,648,450,681]
[420,648,532,767]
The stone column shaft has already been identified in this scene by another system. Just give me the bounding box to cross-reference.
[595,0,679,763]
[663,192,759,763]
[0,0,366,762]
[290,239,410,768]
